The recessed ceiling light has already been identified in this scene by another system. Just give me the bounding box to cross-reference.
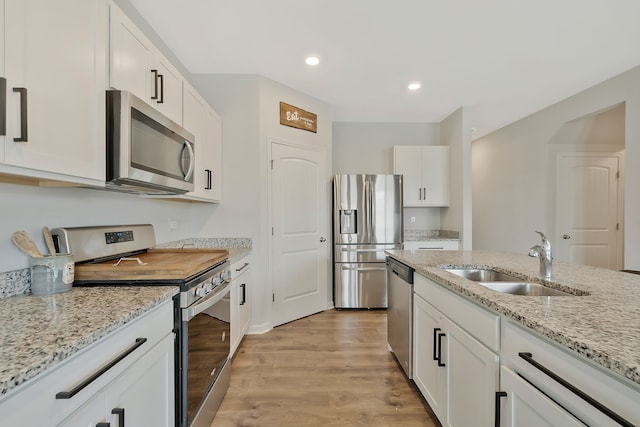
[408,82,421,91]
[305,56,320,66]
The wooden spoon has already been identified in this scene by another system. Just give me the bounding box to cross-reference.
[42,226,57,256]
[12,231,44,258]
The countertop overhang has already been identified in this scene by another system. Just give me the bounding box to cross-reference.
[386,249,640,388]
[0,286,178,397]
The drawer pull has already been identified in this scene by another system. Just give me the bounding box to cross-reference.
[56,338,147,399]
[235,262,249,272]
[518,352,636,427]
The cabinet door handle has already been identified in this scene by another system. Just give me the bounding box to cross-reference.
[112,408,125,427]
[12,87,28,142]
[151,69,159,100]
[240,283,246,305]
[432,327,441,361]
[518,352,635,427]
[0,77,6,136]
[205,169,212,190]
[55,338,147,399]
[494,391,507,427]
[157,74,164,104]
[436,332,446,367]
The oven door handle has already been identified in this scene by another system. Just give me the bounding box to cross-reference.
[182,283,230,321]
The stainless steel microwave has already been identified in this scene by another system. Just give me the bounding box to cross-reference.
[106,90,195,195]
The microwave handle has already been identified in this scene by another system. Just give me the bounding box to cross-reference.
[180,140,195,181]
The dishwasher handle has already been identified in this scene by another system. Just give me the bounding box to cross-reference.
[386,257,414,284]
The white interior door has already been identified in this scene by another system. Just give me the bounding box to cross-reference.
[556,154,621,269]
[271,142,328,327]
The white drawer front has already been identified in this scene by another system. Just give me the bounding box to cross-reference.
[414,274,499,351]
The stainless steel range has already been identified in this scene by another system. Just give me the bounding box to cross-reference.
[51,224,231,427]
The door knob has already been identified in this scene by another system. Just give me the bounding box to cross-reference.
[320,237,326,242]
[562,234,571,240]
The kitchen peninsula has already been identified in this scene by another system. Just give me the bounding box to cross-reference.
[386,249,640,426]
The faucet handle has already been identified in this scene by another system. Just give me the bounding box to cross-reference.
[535,231,551,250]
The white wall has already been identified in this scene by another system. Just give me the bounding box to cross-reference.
[473,66,640,268]
[0,183,194,272]
[189,74,333,333]
[440,107,473,249]
[332,122,443,231]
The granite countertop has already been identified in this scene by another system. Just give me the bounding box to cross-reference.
[156,237,251,263]
[0,286,178,397]
[386,249,640,387]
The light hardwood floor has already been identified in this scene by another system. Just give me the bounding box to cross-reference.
[212,309,439,427]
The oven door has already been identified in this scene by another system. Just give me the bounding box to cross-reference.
[180,283,231,427]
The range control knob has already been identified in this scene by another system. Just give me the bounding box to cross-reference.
[221,270,231,281]
[212,277,222,287]
[195,286,207,298]
[205,282,213,292]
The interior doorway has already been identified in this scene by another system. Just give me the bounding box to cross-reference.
[552,103,625,269]
[555,153,622,269]
[270,141,329,327]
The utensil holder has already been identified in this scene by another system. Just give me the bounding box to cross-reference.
[30,254,74,295]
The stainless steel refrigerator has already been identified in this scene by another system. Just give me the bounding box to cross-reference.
[333,174,403,308]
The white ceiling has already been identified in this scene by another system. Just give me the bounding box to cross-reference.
[127,0,640,139]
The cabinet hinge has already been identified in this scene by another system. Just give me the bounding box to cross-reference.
[271,160,274,170]
[272,227,274,236]
[616,170,620,179]
[272,293,275,303]
[616,223,619,231]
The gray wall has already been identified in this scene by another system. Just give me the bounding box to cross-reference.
[473,66,639,268]
[332,122,444,231]
[441,107,473,249]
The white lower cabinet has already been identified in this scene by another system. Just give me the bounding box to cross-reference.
[59,333,174,426]
[413,274,500,427]
[499,321,640,427]
[230,254,252,356]
[0,301,174,426]
[411,269,640,427]
[499,366,584,427]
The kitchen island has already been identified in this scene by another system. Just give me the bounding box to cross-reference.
[386,249,640,386]
[387,250,640,426]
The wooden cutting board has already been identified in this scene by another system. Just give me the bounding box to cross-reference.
[74,248,229,282]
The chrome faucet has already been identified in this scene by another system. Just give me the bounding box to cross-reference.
[528,231,552,279]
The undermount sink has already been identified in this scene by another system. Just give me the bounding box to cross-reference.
[444,268,574,296]
[475,282,573,296]
[445,268,521,282]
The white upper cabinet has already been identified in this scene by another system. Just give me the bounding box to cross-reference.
[109,2,183,125]
[0,0,107,184]
[394,146,450,207]
[154,81,222,203]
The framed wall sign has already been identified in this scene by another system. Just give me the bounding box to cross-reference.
[279,102,317,133]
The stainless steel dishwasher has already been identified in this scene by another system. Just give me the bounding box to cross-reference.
[386,257,414,378]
